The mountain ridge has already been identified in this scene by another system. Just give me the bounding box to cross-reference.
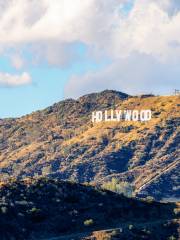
[0,90,179,200]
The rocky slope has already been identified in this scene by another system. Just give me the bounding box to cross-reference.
[0,178,179,240]
[0,90,179,200]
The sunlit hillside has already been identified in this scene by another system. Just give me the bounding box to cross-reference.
[0,90,179,200]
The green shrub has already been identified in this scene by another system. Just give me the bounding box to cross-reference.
[146,196,154,203]
[29,207,41,213]
[128,224,133,230]
[168,236,176,240]
[102,178,134,197]
[1,206,8,214]
[84,219,94,226]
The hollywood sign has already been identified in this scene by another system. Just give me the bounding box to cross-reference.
[92,110,152,123]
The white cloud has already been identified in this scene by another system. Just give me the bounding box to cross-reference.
[0,72,32,87]
[0,0,180,61]
[0,0,123,44]
[0,0,180,92]
[155,0,180,15]
[0,0,127,67]
[10,54,24,69]
[64,53,180,98]
[30,41,79,67]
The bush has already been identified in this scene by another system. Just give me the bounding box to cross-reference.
[1,206,8,214]
[102,178,134,197]
[168,236,176,240]
[29,207,41,213]
[128,224,133,230]
[84,219,94,226]
[145,196,154,203]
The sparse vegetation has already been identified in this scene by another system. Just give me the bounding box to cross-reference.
[0,90,179,201]
[0,177,179,239]
[102,178,134,197]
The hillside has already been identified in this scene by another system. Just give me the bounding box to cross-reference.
[0,178,179,240]
[0,90,179,200]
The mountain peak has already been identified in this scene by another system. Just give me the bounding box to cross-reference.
[77,90,129,109]
[78,89,129,101]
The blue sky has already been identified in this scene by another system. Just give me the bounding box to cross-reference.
[0,43,106,117]
[0,0,180,118]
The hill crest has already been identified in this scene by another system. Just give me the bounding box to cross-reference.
[0,90,179,201]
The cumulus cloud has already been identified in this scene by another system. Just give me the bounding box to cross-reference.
[0,0,123,44]
[0,0,180,93]
[0,0,127,67]
[65,53,180,98]
[155,0,180,15]
[0,72,32,87]
[0,0,180,60]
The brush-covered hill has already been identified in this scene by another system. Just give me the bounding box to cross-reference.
[0,178,179,240]
[0,90,179,200]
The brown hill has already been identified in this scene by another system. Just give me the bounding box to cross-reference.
[0,90,179,200]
